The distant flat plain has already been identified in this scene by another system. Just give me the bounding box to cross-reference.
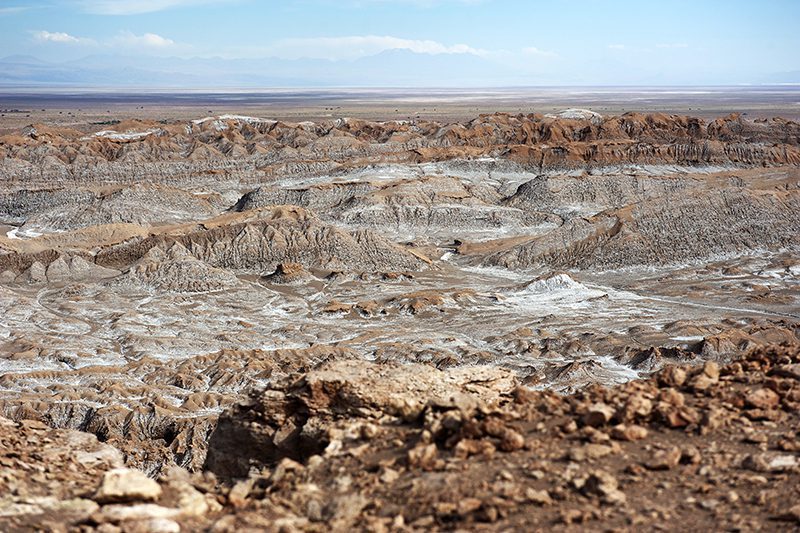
[1,86,799,133]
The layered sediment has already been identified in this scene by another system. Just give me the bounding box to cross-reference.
[0,110,799,531]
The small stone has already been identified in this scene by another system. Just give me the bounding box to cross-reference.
[701,407,726,431]
[610,424,648,441]
[94,503,180,523]
[271,457,304,483]
[688,374,719,391]
[360,423,379,439]
[658,366,687,387]
[408,443,438,469]
[454,438,496,459]
[622,394,653,420]
[701,361,720,380]
[744,388,780,410]
[94,468,162,504]
[569,443,614,462]
[499,428,526,451]
[173,482,208,517]
[742,453,798,473]
[524,488,552,505]
[645,446,681,470]
[126,518,181,533]
[457,498,482,515]
[392,515,405,529]
[582,470,626,505]
[658,403,699,428]
[560,509,586,525]
[561,419,578,434]
[380,467,399,484]
[307,499,324,522]
[680,446,702,465]
[434,502,456,515]
[699,499,719,510]
[768,455,798,471]
[743,431,768,444]
[227,478,253,508]
[582,403,615,427]
[659,388,685,406]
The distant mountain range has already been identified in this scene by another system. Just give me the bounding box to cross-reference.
[0,51,523,88]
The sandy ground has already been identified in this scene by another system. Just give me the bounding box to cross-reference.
[1,86,799,133]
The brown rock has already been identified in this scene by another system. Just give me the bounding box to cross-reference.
[701,407,727,431]
[454,438,496,459]
[227,478,253,508]
[688,362,720,391]
[482,418,526,451]
[680,446,702,465]
[569,443,615,462]
[658,365,687,387]
[125,518,181,533]
[524,489,552,506]
[743,453,798,473]
[622,394,653,420]
[610,424,648,441]
[657,403,699,428]
[323,300,353,313]
[408,443,438,470]
[582,402,615,427]
[93,503,179,523]
[581,470,627,505]
[457,498,482,516]
[744,388,780,410]
[94,468,162,504]
[645,446,682,470]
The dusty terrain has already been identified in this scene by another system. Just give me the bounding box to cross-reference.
[0,106,799,531]
[2,86,800,133]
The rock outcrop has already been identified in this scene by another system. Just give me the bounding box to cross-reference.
[486,187,800,269]
[4,342,800,531]
[2,112,799,186]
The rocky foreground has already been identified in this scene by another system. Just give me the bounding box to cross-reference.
[0,110,799,530]
[2,342,799,532]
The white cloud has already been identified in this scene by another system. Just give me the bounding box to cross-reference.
[657,43,689,49]
[607,44,626,50]
[32,30,95,45]
[78,0,232,15]
[113,31,176,48]
[0,6,31,15]
[522,46,556,58]
[265,35,486,61]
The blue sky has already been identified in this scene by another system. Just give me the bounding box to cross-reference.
[1,0,799,85]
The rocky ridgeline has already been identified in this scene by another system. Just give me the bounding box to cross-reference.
[92,206,428,275]
[0,184,223,232]
[236,175,552,238]
[0,112,798,185]
[486,186,800,269]
[3,170,799,277]
[2,342,799,531]
[0,205,430,286]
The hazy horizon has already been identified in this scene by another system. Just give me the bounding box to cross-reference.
[1,1,799,88]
